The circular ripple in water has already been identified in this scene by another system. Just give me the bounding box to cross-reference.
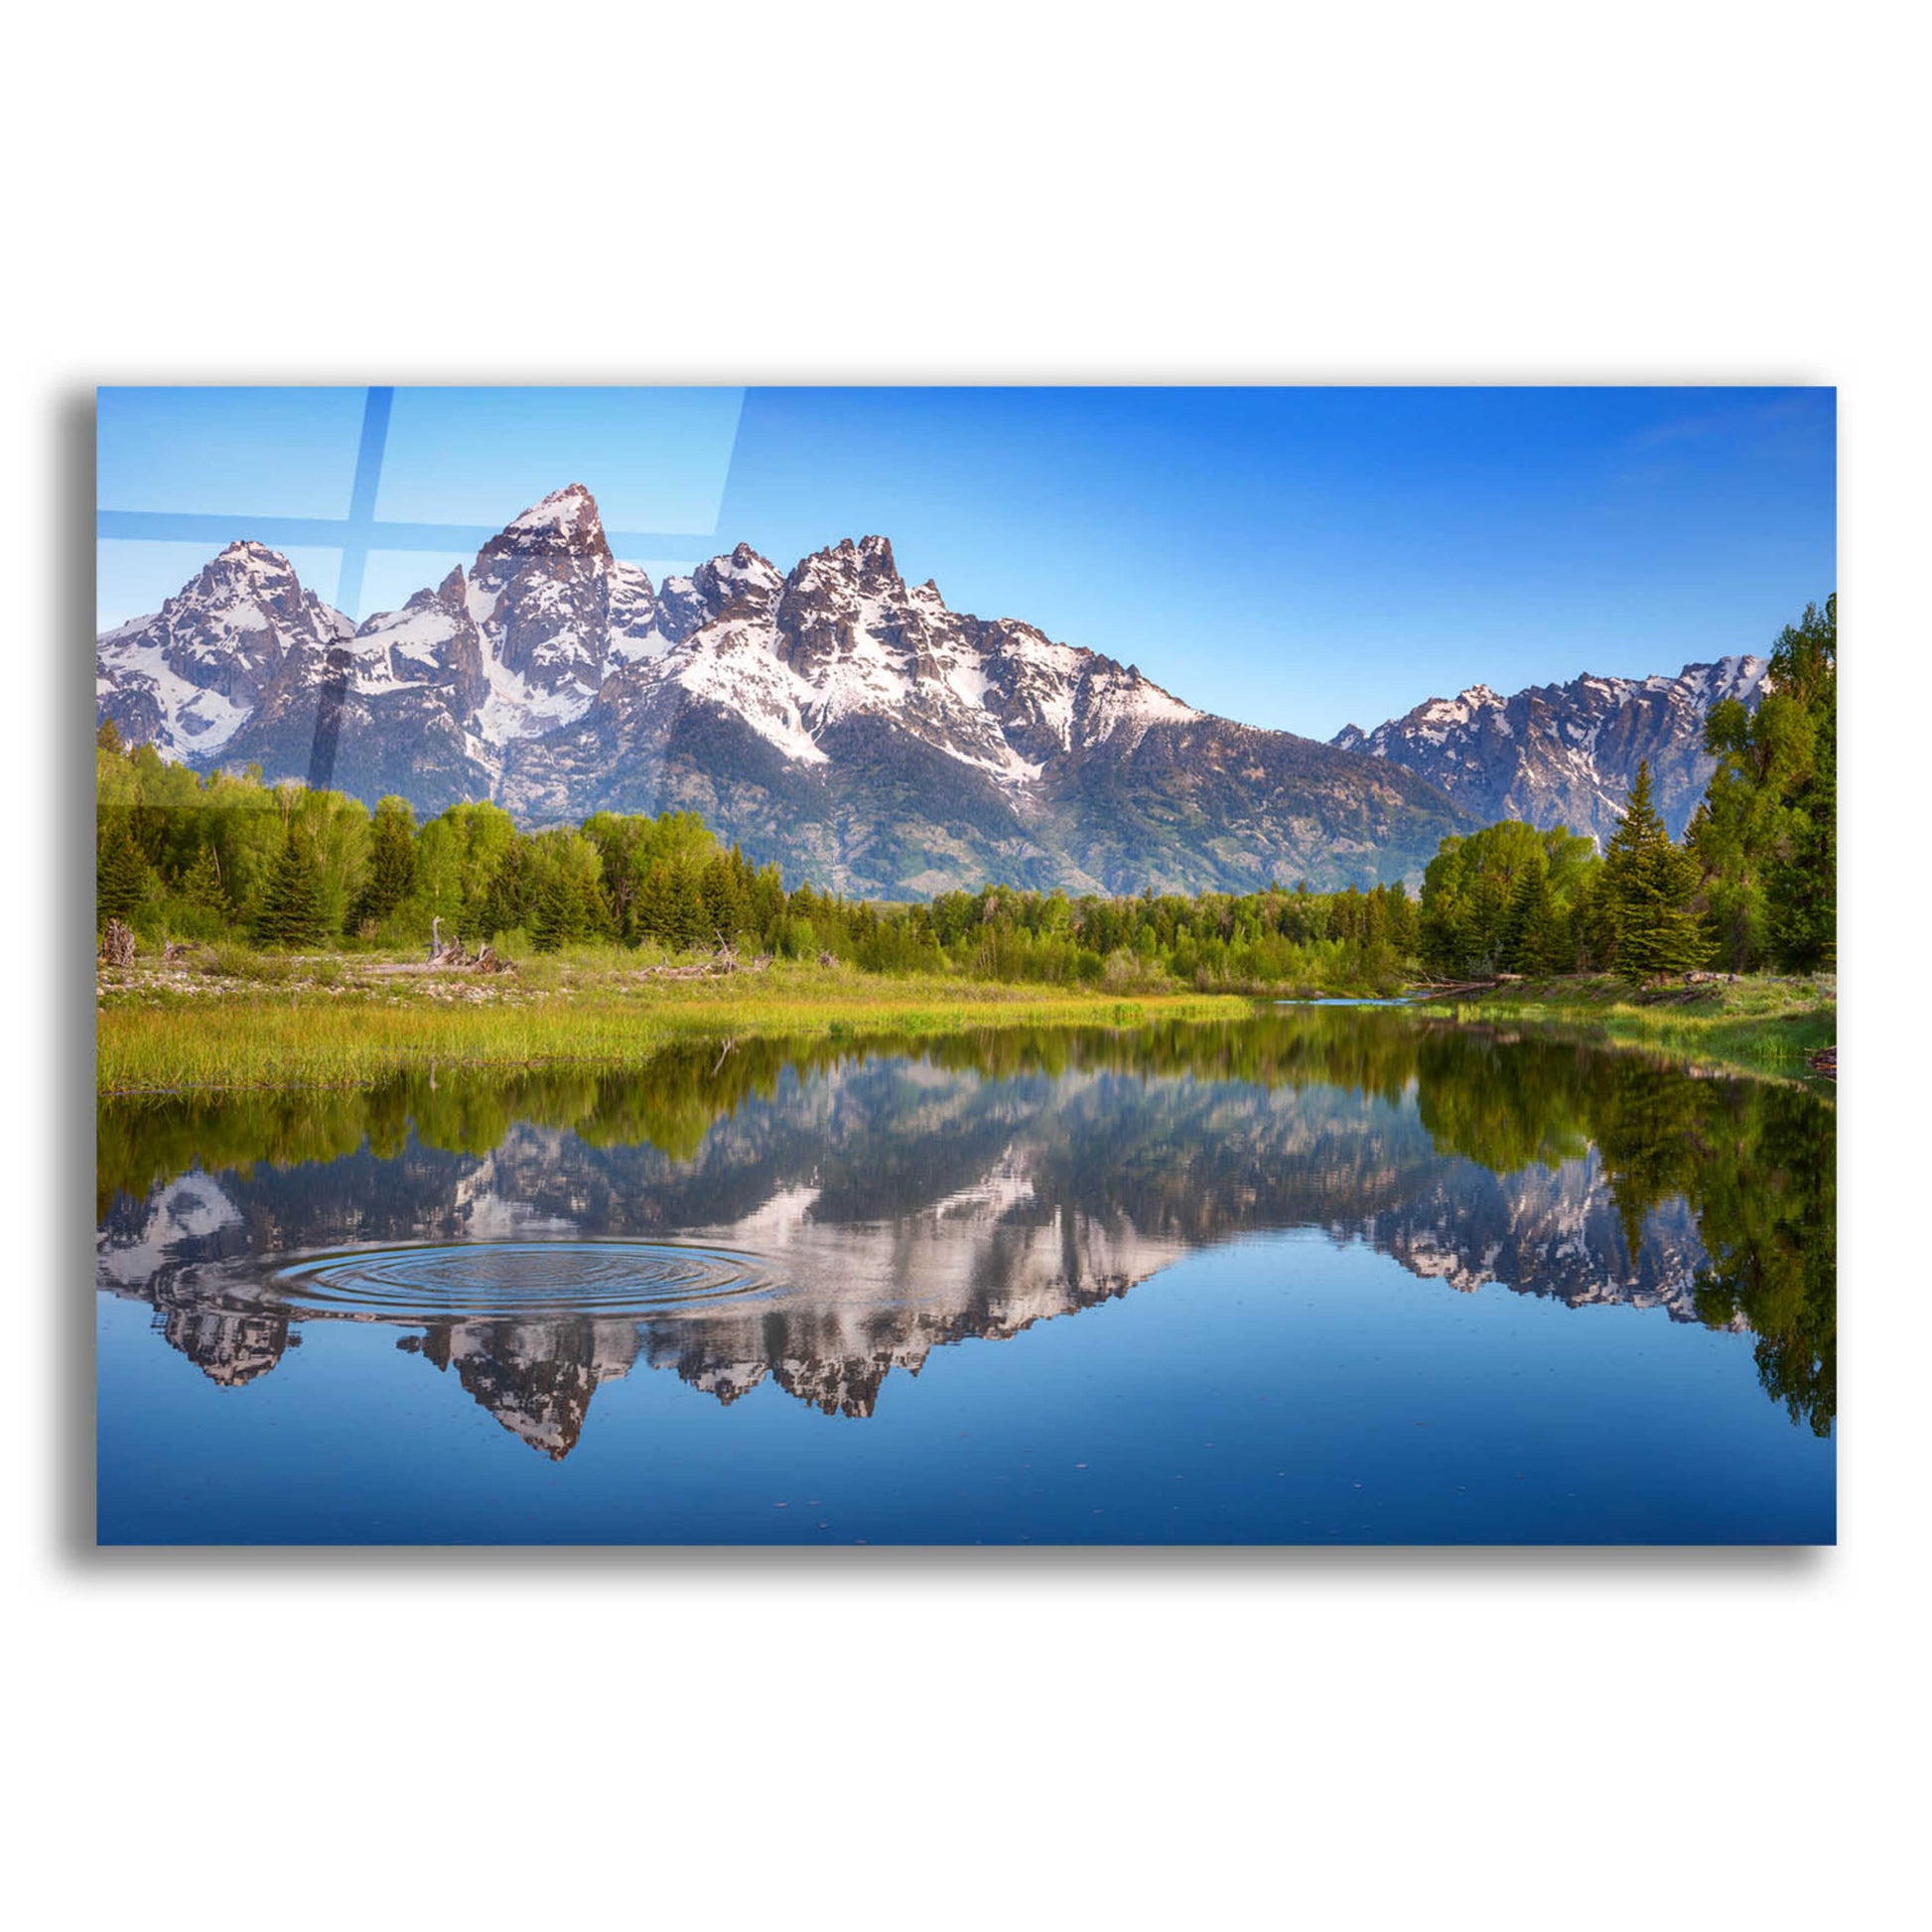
[269,1241,773,1322]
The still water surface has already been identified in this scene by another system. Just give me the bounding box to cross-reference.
[96,1008,1835,1544]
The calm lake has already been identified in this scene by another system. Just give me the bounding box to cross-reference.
[95,1007,1836,1544]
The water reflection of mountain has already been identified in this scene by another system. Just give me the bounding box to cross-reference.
[96,1013,1836,1452]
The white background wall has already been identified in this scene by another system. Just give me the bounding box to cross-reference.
[7,5,1916,1927]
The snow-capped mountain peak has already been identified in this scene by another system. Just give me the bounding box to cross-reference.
[693,541,785,613]
[1333,656,1771,843]
[95,540,353,758]
[501,481,606,546]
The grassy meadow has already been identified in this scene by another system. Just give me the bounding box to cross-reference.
[95,943,1254,1093]
[97,930,1838,1096]
[1431,973,1837,1076]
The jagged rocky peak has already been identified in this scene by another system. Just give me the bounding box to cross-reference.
[692,540,784,616]
[374,565,469,624]
[199,537,300,589]
[176,539,344,635]
[774,533,928,676]
[487,481,610,555]
[1333,656,1771,843]
[464,483,620,727]
[629,541,784,655]
[94,537,354,759]
[852,531,900,587]
[344,561,489,709]
[471,484,613,606]
[790,532,897,571]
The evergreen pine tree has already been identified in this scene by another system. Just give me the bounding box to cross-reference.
[668,861,707,951]
[700,853,751,945]
[634,862,672,946]
[1601,759,1709,983]
[529,869,572,951]
[480,840,527,941]
[351,797,417,931]
[180,843,230,916]
[252,827,328,948]
[529,850,600,953]
[1501,863,1565,974]
[96,817,149,928]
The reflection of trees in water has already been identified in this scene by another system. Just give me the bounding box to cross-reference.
[1686,1085,1835,1436]
[97,1008,1836,1439]
[1552,1052,1836,1438]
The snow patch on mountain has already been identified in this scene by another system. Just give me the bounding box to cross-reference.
[660,610,831,765]
[478,642,598,742]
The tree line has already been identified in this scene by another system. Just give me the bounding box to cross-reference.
[95,594,1834,990]
[1413,595,1835,982]
[93,723,1422,991]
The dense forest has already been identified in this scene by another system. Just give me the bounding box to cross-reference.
[92,726,1427,993]
[1414,596,1835,981]
[96,596,1836,993]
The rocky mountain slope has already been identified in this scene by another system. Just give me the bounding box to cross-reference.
[97,484,1474,895]
[1331,656,1769,844]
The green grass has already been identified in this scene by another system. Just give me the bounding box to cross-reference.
[1431,973,1836,1075]
[97,941,1839,1094]
[97,954,1253,1092]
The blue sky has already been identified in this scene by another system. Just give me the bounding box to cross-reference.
[97,385,1835,741]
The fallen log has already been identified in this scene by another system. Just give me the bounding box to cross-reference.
[1408,978,1501,1002]
[635,948,774,983]
[368,942,513,977]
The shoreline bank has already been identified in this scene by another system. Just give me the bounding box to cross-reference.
[95,952,1835,1096]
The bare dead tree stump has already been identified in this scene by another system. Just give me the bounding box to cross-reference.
[99,919,135,967]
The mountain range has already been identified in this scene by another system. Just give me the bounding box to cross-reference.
[96,483,1760,890]
[1331,655,1768,845]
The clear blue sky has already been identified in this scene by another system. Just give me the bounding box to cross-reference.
[97,385,1835,741]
